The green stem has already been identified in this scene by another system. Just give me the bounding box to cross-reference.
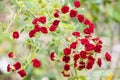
[74,68,79,80]
[6,7,22,32]
[24,49,33,69]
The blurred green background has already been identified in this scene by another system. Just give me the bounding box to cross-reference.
[0,0,120,80]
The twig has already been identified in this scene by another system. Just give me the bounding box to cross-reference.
[6,8,22,32]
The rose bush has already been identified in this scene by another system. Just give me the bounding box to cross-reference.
[6,0,112,80]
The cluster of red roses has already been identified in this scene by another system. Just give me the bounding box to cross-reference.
[9,0,111,78]
[7,52,41,77]
[49,0,111,77]
[28,11,60,37]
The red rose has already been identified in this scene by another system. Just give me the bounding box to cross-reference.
[88,56,95,63]
[29,29,36,38]
[84,27,94,34]
[38,16,46,24]
[78,61,85,70]
[74,53,80,62]
[64,64,70,71]
[18,69,27,77]
[80,38,89,45]
[64,48,71,56]
[77,14,84,23]
[61,6,69,14]
[80,51,87,59]
[34,25,41,32]
[97,58,102,67]
[49,25,57,32]
[62,56,70,63]
[70,41,78,49]
[52,20,60,26]
[61,71,70,77]
[69,9,77,18]
[84,19,91,25]
[94,44,102,53]
[72,31,80,37]
[7,64,11,72]
[54,11,60,18]
[92,38,103,44]
[50,52,55,61]
[13,31,19,39]
[13,62,21,70]
[86,60,94,69]
[32,58,41,68]
[8,52,14,58]
[32,18,39,25]
[40,27,48,34]
[105,52,111,61]
[74,0,81,8]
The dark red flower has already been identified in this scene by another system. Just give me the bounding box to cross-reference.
[105,52,111,61]
[13,62,21,70]
[32,18,39,25]
[8,52,14,58]
[88,24,95,33]
[38,16,46,24]
[84,27,94,34]
[32,58,41,68]
[94,44,102,53]
[50,52,55,61]
[69,9,77,18]
[74,53,80,61]
[29,29,36,38]
[85,43,95,51]
[86,60,94,69]
[40,27,48,34]
[63,48,71,56]
[49,25,57,32]
[92,38,103,44]
[13,31,19,39]
[72,31,80,37]
[80,38,89,45]
[18,69,27,77]
[54,11,60,18]
[77,14,84,23]
[88,56,95,63]
[74,62,78,68]
[52,20,60,26]
[97,58,102,67]
[74,0,81,8]
[89,23,95,28]
[61,6,69,14]
[62,56,70,63]
[78,61,85,70]
[84,19,91,25]
[61,71,70,77]
[80,51,87,59]
[64,64,70,71]
[34,25,41,32]
[70,41,78,49]
[7,64,11,72]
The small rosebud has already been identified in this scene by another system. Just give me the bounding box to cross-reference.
[32,58,41,68]
[8,52,14,58]
[18,69,27,77]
